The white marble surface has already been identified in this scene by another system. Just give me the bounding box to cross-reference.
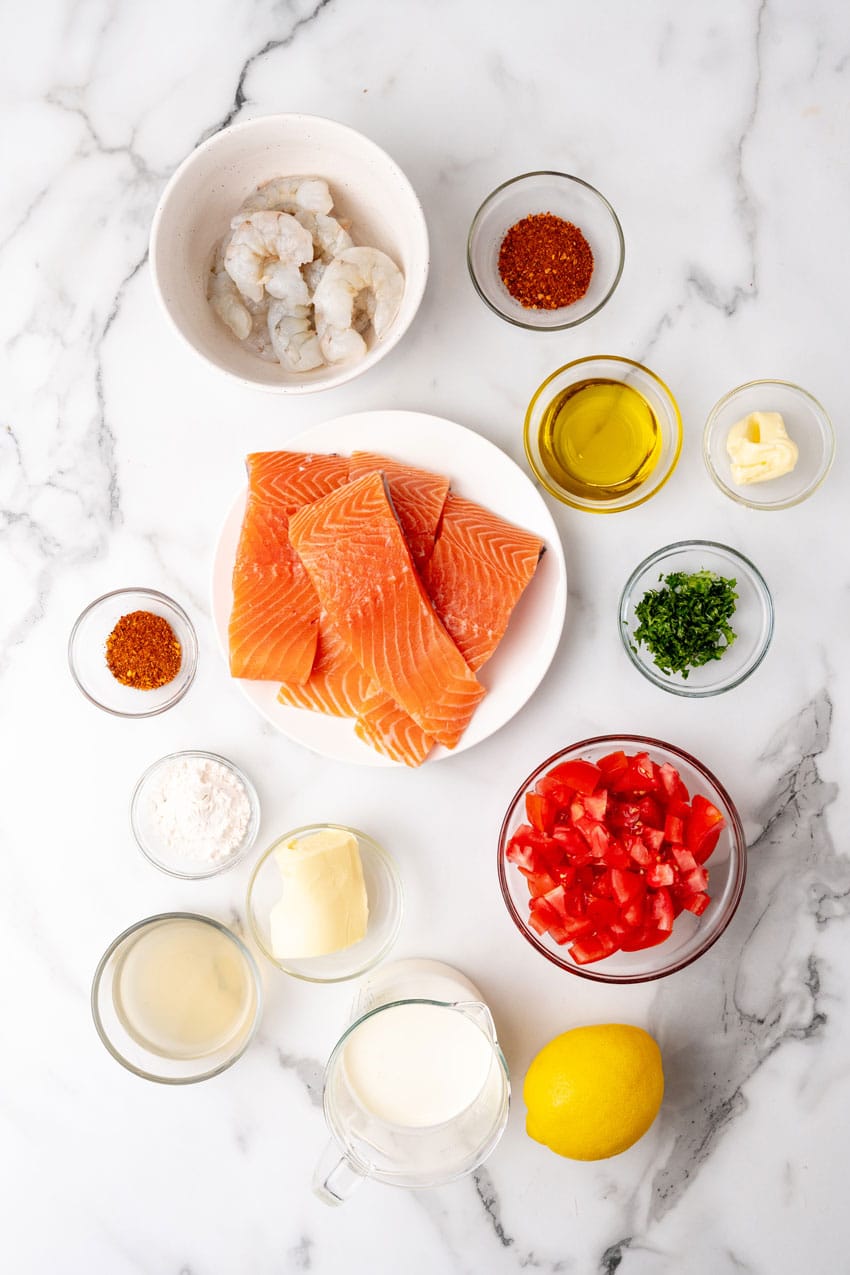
[2,0,849,1270]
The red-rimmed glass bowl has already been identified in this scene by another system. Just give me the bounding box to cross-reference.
[497,735,746,983]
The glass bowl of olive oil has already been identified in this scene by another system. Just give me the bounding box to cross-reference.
[524,356,683,513]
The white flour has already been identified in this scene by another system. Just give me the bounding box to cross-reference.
[144,755,252,865]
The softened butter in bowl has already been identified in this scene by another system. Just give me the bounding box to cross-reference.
[246,824,403,983]
[269,828,368,960]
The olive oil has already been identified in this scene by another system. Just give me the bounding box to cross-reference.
[538,378,661,500]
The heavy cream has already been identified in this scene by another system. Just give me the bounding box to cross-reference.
[269,828,368,959]
[726,411,799,485]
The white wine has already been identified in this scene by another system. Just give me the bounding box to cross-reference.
[112,916,256,1060]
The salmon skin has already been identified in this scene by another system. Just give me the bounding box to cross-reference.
[278,453,449,720]
[229,452,349,682]
[288,471,485,749]
[353,493,544,765]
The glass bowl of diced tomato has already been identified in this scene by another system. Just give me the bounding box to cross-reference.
[498,736,746,983]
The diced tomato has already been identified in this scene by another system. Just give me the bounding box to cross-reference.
[601,839,631,869]
[644,828,666,854]
[582,790,609,821]
[587,823,610,859]
[688,794,726,863]
[649,888,675,932]
[587,897,619,929]
[646,862,675,888]
[638,796,665,829]
[526,870,558,898]
[569,933,618,965]
[525,791,556,834]
[684,891,711,916]
[663,813,682,843]
[622,896,646,928]
[671,846,698,874]
[537,774,573,806]
[657,761,681,798]
[610,868,644,904]
[683,865,709,894]
[620,926,670,951]
[598,750,628,777]
[547,759,602,796]
[628,838,653,867]
[509,750,724,965]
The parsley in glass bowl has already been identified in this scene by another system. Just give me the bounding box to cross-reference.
[619,541,774,697]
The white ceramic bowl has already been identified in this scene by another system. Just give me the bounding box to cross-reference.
[149,114,429,393]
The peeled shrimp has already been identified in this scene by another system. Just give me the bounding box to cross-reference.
[207,239,252,340]
[231,176,333,227]
[224,211,313,305]
[297,211,354,293]
[268,302,324,372]
[264,261,323,371]
[312,246,404,364]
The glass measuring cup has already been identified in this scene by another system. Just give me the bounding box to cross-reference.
[313,960,511,1203]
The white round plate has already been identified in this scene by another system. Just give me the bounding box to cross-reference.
[211,410,567,766]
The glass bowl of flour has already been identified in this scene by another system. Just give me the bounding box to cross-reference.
[131,750,261,879]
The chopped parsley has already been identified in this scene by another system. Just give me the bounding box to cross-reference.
[630,569,738,679]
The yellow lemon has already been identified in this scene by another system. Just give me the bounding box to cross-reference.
[524,1024,663,1160]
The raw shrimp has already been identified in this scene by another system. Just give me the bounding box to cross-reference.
[265,262,323,372]
[297,211,354,293]
[268,302,324,372]
[231,176,333,226]
[224,211,313,305]
[207,239,252,340]
[312,246,404,364]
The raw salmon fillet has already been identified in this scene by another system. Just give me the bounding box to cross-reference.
[288,471,485,749]
[348,452,449,570]
[278,455,449,719]
[421,493,544,670]
[353,494,544,765]
[229,451,349,682]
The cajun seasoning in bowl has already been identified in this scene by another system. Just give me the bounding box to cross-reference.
[467,171,624,330]
[68,587,198,717]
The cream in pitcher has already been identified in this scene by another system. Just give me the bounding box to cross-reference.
[314,960,510,1203]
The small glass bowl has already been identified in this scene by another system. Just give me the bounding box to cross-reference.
[619,540,774,697]
[467,171,624,330]
[247,824,403,983]
[91,913,262,1083]
[68,587,198,717]
[524,355,682,513]
[704,379,835,510]
[498,736,747,984]
[131,750,261,879]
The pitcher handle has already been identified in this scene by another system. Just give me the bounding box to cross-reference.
[312,1142,366,1206]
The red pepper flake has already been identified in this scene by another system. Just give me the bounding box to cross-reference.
[498,212,594,310]
[105,610,182,690]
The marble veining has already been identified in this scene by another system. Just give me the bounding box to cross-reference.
[1,1,848,1272]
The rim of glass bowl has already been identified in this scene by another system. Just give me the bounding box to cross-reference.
[618,539,775,697]
[90,912,263,1084]
[130,750,261,880]
[497,735,747,983]
[466,171,625,330]
[246,823,404,984]
[67,586,198,717]
[703,378,836,510]
[523,355,683,512]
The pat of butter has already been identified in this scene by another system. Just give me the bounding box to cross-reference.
[269,828,368,960]
[726,411,799,485]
